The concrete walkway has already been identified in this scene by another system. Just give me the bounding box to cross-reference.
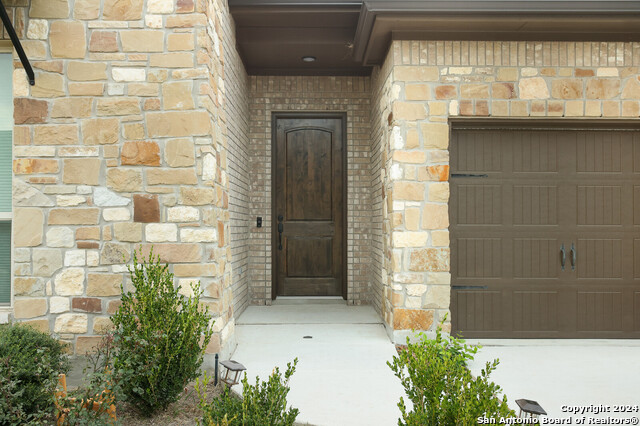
[233,299,405,426]
[468,339,640,422]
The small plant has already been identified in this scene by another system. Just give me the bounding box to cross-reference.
[197,358,299,426]
[388,320,515,425]
[197,385,240,426]
[55,333,121,425]
[111,247,214,415]
[0,323,70,425]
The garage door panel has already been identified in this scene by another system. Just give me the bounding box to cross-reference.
[633,187,640,225]
[632,240,640,278]
[455,238,502,278]
[513,238,559,279]
[512,131,559,173]
[455,185,502,225]
[576,238,623,279]
[513,185,558,226]
[454,290,502,332]
[512,291,559,332]
[576,185,622,226]
[633,133,640,173]
[453,130,502,172]
[635,292,640,330]
[576,132,624,173]
[577,291,624,332]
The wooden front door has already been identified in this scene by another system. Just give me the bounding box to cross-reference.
[273,114,346,298]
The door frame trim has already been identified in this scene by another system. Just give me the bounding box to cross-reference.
[270,112,348,300]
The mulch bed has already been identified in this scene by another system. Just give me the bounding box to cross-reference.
[118,380,223,426]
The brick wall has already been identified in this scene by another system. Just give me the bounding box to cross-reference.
[370,53,394,328]
[215,0,250,319]
[379,40,640,341]
[10,0,237,357]
[248,76,372,305]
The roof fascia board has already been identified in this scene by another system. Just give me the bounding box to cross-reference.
[353,2,374,62]
[353,0,640,62]
[229,0,362,8]
[363,0,640,13]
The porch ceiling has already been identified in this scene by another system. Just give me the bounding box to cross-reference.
[229,0,640,76]
[229,1,368,76]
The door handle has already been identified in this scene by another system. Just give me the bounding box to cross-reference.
[570,243,576,271]
[560,244,566,271]
[277,215,283,250]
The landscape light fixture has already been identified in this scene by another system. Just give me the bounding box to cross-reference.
[516,399,547,420]
[219,359,247,388]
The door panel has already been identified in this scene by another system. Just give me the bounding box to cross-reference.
[285,129,333,221]
[512,238,559,279]
[576,239,623,279]
[512,185,558,225]
[274,115,345,298]
[577,291,624,332]
[512,291,559,332]
[451,128,640,338]
[454,290,502,333]
[286,237,333,277]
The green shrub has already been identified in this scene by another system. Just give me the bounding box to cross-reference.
[388,322,515,425]
[111,247,214,415]
[197,358,299,426]
[0,323,70,425]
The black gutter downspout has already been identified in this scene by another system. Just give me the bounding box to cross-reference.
[0,0,35,86]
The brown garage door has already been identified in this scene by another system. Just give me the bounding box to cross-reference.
[450,124,640,338]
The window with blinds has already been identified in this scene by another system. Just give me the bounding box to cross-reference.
[0,53,12,305]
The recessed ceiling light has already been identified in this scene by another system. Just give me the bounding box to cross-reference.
[302,56,316,62]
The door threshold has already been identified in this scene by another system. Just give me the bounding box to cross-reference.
[272,296,346,306]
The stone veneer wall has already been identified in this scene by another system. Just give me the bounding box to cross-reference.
[216,1,250,318]
[380,40,640,341]
[9,0,239,358]
[0,1,26,42]
[248,76,372,305]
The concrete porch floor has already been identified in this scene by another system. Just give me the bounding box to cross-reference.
[233,300,640,425]
[232,298,404,426]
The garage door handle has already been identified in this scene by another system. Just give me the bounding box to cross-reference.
[570,243,576,271]
[560,244,566,271]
